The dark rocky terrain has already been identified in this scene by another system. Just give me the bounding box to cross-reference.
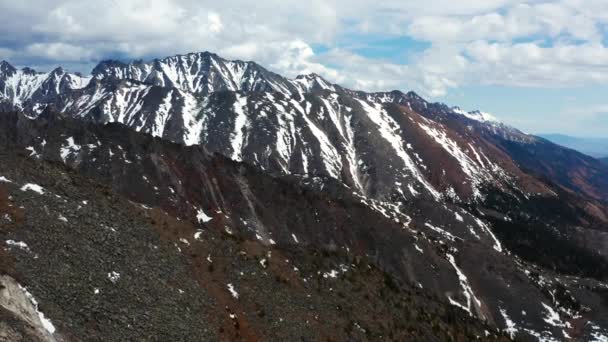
[0,111,607,341]
[1,52,608,341]
[1,113,515,342]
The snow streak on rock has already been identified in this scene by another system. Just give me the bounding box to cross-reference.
[446,253,482,318]
[231,94,249,161]
[357,99,440,199]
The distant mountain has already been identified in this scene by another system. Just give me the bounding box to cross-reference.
[2,51,608,340]
[539,133,608,158]
[601,157,608,165]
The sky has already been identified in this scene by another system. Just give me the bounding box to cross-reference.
[1,0,608,137]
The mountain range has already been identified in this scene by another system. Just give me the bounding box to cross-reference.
[539,134,608,159]
[1,51,608,341]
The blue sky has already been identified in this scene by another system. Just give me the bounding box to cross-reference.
[1,0,608,137]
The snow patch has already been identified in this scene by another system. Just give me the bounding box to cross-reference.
[25,146,39,158]
[20,183,45,194]
[323,270,339,279]
[227,283,239,299]
[452,107,498,123]
[60,137,82,162]
[424,222,460,241]
[446,253,482,317]
[474,218,503,252]
[5,240,31,252]
[454,212,464,222]
[107,271,120,283]
[499,307,518,339]
[230,94,249,161]
[197,208,212,223]
[541,303,566,328]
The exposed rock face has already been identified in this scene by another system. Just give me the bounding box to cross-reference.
[0,275,57,342]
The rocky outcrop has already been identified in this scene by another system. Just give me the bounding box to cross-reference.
[0,275,57,342]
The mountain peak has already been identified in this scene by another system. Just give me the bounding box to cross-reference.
[405,90,425,101]
[295,72,322,79]
[163,51,223,63]
[452,107,498,123]
[21,67,38,75]
[0,60,16,75]
[294,72,335,92]
[90,60,130,79]
[193,50,220,58]
[92,59,127,69]
[468,110,498,122]
[50,66,65,75]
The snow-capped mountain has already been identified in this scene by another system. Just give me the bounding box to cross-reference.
[50,81,531,203]
[89,52,332,97]
[1,51,608,341]
[0,53,556,205]
[0,61,90,112]
[452,106,498,123]
[2,51,606,204]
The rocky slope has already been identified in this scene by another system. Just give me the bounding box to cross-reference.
[1,112,607,341]
[0,112,519,342]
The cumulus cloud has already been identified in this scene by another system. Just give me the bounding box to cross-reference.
[398,1,608,96]
[408,3,603,43]
[24,42,99,62]
[1,0,608,100]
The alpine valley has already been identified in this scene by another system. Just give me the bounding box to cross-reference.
[1,52,608,341]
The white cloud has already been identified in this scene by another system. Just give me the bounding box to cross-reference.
[397,0,608,96]
[1,0,608,100]
[408,2,603,43]
[207,12,223,34]
[24,42,98,62]
[0,48,15,60]
[269,40,340,80]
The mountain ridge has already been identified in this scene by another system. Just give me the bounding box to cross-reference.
[2,51,607,206]
[539,133,608,158]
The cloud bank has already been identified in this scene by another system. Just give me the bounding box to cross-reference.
[2,0,608,99]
